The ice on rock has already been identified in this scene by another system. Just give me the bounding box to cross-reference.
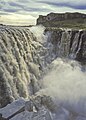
[0,98,26,118]
[0,25,86,120]
[32,107,52,120]
[10,108,52,120]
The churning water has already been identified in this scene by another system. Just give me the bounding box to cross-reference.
[0,25,86,119]
[40,58,86,116]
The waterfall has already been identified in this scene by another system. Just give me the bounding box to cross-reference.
[0,25,59,107]
[0,26,45,107]
[0,25,86,109]
[48,29,86,62]
[0,25,86,120]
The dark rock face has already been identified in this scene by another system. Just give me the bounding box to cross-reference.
[37,12,86,28]
[45,29,86,63]
[80,33,86,62]
[0,25,86,108]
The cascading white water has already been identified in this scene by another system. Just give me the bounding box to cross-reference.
[40,58,86,116]
[0,25,59,107]
[0,25,86,120]
[0,26,41,107]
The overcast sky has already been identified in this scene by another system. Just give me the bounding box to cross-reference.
[0,0,86,25]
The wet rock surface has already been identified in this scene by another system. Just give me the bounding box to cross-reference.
[0,25,86,108]
[0,95,86,120]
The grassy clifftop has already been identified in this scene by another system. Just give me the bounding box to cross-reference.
[37,12,86,29]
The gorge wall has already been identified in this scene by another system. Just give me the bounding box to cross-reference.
[37,12,86,28]
[46,28,86,63]
[0,25,86,108]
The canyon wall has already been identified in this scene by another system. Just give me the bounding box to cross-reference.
[0,25,86,107]
[37,12,86,28]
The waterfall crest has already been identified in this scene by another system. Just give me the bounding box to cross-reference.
[0,26,45,107]
[0,25,86,108]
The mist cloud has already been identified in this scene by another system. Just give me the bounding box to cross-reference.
[40,58,86,115]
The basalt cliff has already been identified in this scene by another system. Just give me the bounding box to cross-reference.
[0,13,86,120]
[0,25,86,108]
[37,12,86,28]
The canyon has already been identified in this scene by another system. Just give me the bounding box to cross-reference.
[0,13,86,119]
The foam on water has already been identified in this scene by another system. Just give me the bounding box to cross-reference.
[40,58,86,115]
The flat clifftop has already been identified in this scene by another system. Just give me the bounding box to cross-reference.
[37,12,86,29]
